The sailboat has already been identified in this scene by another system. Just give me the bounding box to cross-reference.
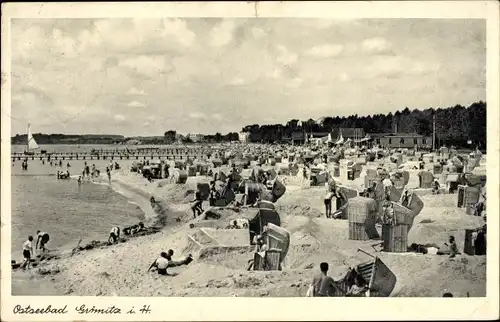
[24,123,39,155]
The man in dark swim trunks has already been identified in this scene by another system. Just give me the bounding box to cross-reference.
[36,230,50,253]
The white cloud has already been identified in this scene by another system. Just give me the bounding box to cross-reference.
[287,77,304,88]
[189,112,206,119]
[363,56,440,79]
[127,100,146,108]
[251,27,267,39]
[127,87,147,96]
[161,19,196,48]
[10,19,485,136]
[276,44,298,66]
[212,113,224,121]
[305,44,344,58]
[209,20,236,47]
[118,55,170,77]
[114,114,126,122]
[362,37,392,54]
[266,68,282,79]
[229,77,245,86]
[339,73,351,82]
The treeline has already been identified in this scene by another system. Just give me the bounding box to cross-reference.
[163,130,239,144]
[240,101,486,148]
[11,134,125,145]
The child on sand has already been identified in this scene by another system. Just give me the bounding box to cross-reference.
[21,236,34,270]
[443,236,460,258]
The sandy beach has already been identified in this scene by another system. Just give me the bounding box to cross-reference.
[12,159,486,298]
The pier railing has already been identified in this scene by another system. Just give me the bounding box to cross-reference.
[11,148,218,162]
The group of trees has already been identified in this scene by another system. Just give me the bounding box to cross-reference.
[162,131,240,144]
[240,101,486,148]
[14,101,486,149]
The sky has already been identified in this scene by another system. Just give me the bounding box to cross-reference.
[10,18,485,136]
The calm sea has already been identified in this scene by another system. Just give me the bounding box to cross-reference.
[10,144,146,259]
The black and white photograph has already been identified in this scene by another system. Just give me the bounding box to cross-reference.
[1,1,499,321]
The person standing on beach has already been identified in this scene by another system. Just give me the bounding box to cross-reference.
[324,184,334,218]
[209,181,217,206]
[36,230,50,253]
[164,163,170,179]
[21,236,34,270]
[191,190,204,218]
[106,167,111,183]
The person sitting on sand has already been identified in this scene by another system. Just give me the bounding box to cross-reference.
[444,236,460,258]
[148,252,171,275]
[432,178,441,195]
[108,226,120,244]
[246,235,277,271]
[311,262,339,297]
[226,220,241,230]
[36,230,50,253]
[21,236,34,270]
[148,250,193,275]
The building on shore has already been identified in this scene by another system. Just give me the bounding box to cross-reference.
[369,132,432,149]
[187,133,204,143]
[290,128,365,145]
[238,131,250,143]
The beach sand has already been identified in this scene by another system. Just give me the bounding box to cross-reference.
[13,167,486,297]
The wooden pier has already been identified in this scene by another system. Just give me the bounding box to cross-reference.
[11,147,217,162]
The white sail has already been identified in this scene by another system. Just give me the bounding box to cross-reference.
[27,123,39,151]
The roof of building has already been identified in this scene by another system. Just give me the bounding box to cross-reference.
[331,128,365,138]
[369,132,427,138]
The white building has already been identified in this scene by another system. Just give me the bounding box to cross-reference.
[187,133,204,143]
[239,131,250,143]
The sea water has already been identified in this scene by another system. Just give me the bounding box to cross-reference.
[10,150,145,259]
